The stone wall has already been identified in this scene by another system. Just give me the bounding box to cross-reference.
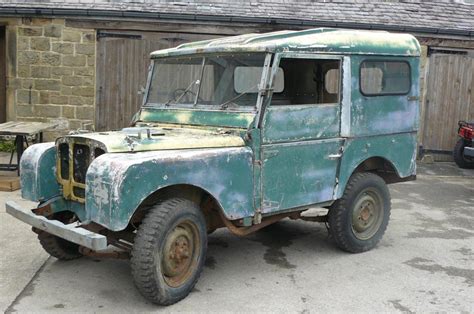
[11,18,96,140]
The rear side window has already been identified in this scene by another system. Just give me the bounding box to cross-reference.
[360,61,410,96]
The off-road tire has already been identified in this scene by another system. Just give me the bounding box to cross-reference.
[328,172,391,253]
[453,139,474,169]
[38,231,82,260]
[131,198,207,305]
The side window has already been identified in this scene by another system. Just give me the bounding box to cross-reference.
[360,61,410,95]
[271,58,341,105]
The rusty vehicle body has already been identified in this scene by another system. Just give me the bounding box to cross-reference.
[6,28,420,305]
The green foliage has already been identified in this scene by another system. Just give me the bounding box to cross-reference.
[0,140,15,152]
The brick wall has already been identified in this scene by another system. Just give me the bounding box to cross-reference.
[11,18,96,140]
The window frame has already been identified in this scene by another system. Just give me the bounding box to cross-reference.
[269,53,343,107]
[359,59,412,97]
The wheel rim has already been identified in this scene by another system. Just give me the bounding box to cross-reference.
[161,220,200,287]
[351,188,384,240]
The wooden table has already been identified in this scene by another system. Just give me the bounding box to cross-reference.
[0,121,58,174]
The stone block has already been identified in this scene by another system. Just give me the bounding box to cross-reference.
[34,79,61,91]
[75,43,95,56]
[44,24,62,38]
[52,42,73,54]
[50,94,69,105]
[17,89,38,105]
[35,105,61,118]
[18,51,40,65]
[17,65,30,78]
[30,18,52,26]
[39,92,50,104]
[40,52,61,66]
[30,37,51,51]
[62,76,83,86]
[73,67,94,76]
[82,32,95,43]
[21,79,34,89]
[31,66,51,78]
[69,96,94,106]
[18,27,42,37]
[62,106,75,119]
[16,105,34,117]
[75,106,94,120]
[72,86,94,97]
[61,86,73,96]
[82,76,94,86]
[17,37,29,50]
[62,55,86,67]
[62,30,81,42]
[51,67,73,77]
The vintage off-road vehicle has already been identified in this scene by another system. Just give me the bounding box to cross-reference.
[7,28,420,305]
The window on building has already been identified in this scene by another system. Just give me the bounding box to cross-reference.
[271,58,341,106]
[360,60,410,96]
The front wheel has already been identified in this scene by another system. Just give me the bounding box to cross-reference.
[328,172,391,253]
[37,212,82,260]
[453,139,474,169]
[131,198,207,305]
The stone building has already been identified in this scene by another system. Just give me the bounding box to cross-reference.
[0,0,472,159]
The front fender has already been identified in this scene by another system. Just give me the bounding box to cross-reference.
[20,142,61,202]
[85,147,254,231]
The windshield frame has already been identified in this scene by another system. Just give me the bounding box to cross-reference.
[142,52,273,113]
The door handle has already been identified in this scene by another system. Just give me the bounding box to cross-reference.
[327,153,342,160]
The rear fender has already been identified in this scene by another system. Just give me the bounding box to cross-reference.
[335,132,417,198]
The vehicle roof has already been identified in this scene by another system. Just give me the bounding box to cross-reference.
[150,28,421,58]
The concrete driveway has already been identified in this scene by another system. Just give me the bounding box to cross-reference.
[1,162,473,313]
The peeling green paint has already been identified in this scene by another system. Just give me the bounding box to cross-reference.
[151,29,420,59]
[138,107,256,130]
[85,147,254,231]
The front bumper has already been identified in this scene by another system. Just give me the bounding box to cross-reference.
[464,146,474,158]
[6,201,107,251]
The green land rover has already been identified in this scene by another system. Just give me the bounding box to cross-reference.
[7,28,420,305]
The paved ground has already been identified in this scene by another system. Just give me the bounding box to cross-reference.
[0,162,473,313]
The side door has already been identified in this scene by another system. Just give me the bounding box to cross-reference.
[260,54,345,214]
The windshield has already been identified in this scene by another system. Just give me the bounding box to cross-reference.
[146,53,268,110]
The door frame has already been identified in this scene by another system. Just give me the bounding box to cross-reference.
[258,52,345,214]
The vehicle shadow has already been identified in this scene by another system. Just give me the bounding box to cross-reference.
[32,219,340,311]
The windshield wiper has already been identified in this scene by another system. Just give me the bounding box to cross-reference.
[220,84,259,110]
[164,79,200,107]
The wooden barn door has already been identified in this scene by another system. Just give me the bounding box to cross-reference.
[96,31,218,131]
[421,51,474,159]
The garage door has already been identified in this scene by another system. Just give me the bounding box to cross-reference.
[421,51,474,159]
[95,31,219,131]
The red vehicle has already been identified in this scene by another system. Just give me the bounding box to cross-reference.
[454,121,474,169]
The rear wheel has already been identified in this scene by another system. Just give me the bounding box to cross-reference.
[328,172,391,253]
[131,198,207,305]
[453,139,474,169]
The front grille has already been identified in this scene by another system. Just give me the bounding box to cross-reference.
[73,186,86,198]
[57,140,107,202]
[73,144,90,184]
[58,143,69,180]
